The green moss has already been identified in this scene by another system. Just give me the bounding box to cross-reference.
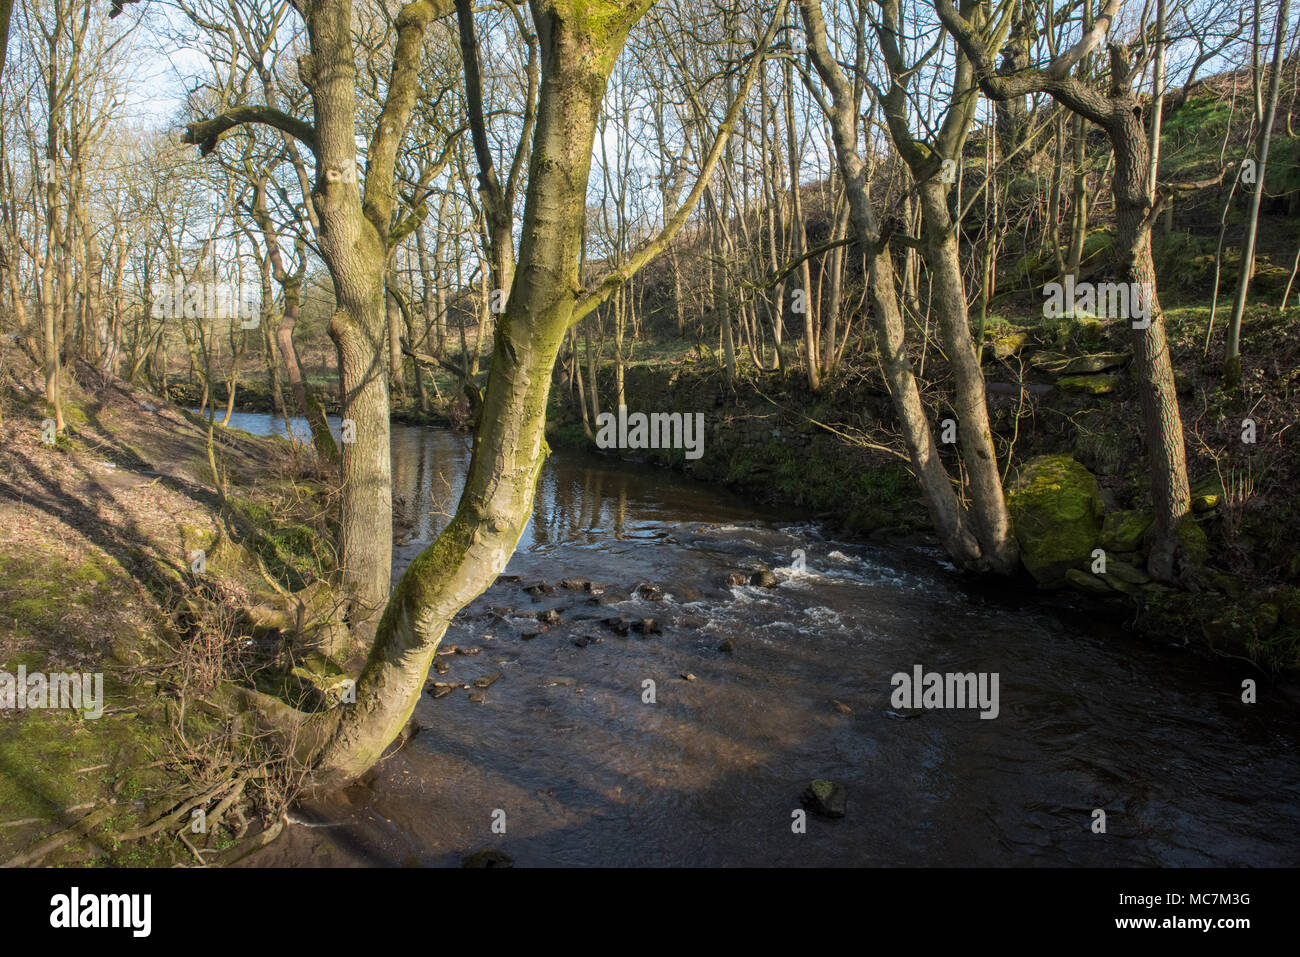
[1176,516,1209,567]
[1057,373,1120,395]
[1100,510,1153,551]
[1190,474,1225,512]
[991,331,1028,360]
[1006,454,1104,584]
[0,705,176,866]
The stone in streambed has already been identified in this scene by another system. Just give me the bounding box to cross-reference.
[800,779,846,819]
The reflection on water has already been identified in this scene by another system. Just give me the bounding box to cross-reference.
[231,412,1300,868]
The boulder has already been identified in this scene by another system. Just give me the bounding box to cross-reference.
[1105,559,1151,585]
[1007,454,1104,584]
[1065,568,1114,596]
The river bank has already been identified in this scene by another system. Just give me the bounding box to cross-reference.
[0,356,338,865]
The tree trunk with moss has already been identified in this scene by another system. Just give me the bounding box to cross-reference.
[311,0,650,783]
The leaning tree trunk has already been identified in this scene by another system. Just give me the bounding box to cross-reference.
[310,0,646,783]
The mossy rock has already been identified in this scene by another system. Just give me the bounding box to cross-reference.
[1100,510,1153,551]
[1175,517,1210,567]
[800,778,846,819]
[1057,373,1120,395]
[1007,454,1104,584]
[1104,559,1151,585]
[1065,567,1115,596]
[1190,474,1225,512]
[1029,350,1070,370]
[1061,352,1129,374]
[991,331,1028,360]
[1078,319,1105,344]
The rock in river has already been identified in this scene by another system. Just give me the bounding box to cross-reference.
[800,779,847,819]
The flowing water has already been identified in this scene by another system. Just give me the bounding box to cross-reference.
[223,411,1300,867]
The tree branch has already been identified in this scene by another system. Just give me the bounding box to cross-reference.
[182,105,318,157]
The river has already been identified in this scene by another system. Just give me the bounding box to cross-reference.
[219,410,1300,867]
